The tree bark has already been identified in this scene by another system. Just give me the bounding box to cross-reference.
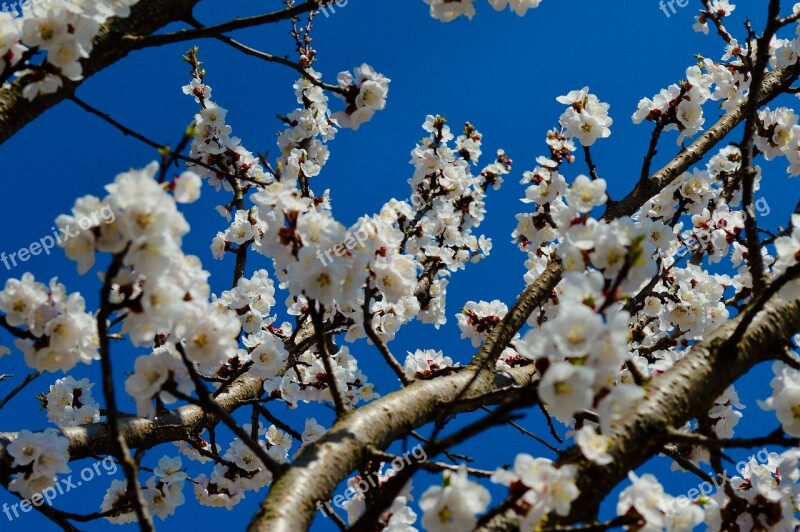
[478,294,800,530]
[0,0,201,146]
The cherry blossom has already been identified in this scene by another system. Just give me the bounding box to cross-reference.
[3,1,800,529]
[6,429,70,498]
[4,0,141,100]
[419,465,490,531]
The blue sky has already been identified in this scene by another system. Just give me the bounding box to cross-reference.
[1,0,799,530]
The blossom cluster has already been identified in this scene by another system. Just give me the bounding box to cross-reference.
[403,349,457,380]
[418,454,579,530]
[44,375,100,427]
[772,214,800,299]
[124,344,193,418]
[333,459,420,529]
[102,455,187,523]
[0,0,140,100]
[262,345,378,409]
[508,90,657,434]
[187,423,296,510]
[6,429,70,498]
[423,0,541,21]
[557,87,613,146]
[759,359,800,437]
[332,64,390,130]
[0,273,99,373]
[420,465,490,530]
[703,449,800,531]
[456,299,508,347]
[617,472,704,530]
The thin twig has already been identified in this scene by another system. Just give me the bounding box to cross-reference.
[583,145,601,182]
[309,303,348,417]
[0,371,41,409]
[668,427,798,449]
[97,247,154,532]
[125,1,322,50]
[362,285,411,386]
[184,16,343,94]
[174,345,285,477]
[479,405,561,453]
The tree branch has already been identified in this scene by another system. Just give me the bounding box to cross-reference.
[0,0,202,146]
[480,290,800,529]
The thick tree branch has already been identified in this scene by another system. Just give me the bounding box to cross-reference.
[245,260,563,531]
[480,291,800,529]
[0,0,202,146]
[0,373,264,471]
[604,62,800,221]
[0,0,324,146]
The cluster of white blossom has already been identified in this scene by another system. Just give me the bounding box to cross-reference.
[668,386,745,469]
[420,465,490,530]
[263,346,378,408]
[241,327,290,381]
[213,269,276,335]
[39,161,244,415]
[340,465,417,528]
[102,455,187,523]
[44,375,100,427]
[692,1,736,34]
[456,299,508,347]
[342,291,421,344]
[189,423,293,510]
[111,166,239,369]
[235,73,414,313]
[332,64,390,130]
[731,104,800,177]
[0,0,139,100]
[0,273,99,373]
[183,73,271,193]
[509,91,657,430]
[703,450,800,531]
[557,87,613,146]
[491,454,579,530]
[423,0,541,22]
[124,344,193,418]
[399,116,508,323]
[403,349,457,380]
[617,472,704,530]
[633,64,713,144]
[420,454,579,531]
[636,18,800,152]
[515,286,634,424]
[772,214,800,299]
[273,71,335,191]
[6,429,70,498]
[248,112,505,352]
[513,93,649,300]
[759,359,800,437]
